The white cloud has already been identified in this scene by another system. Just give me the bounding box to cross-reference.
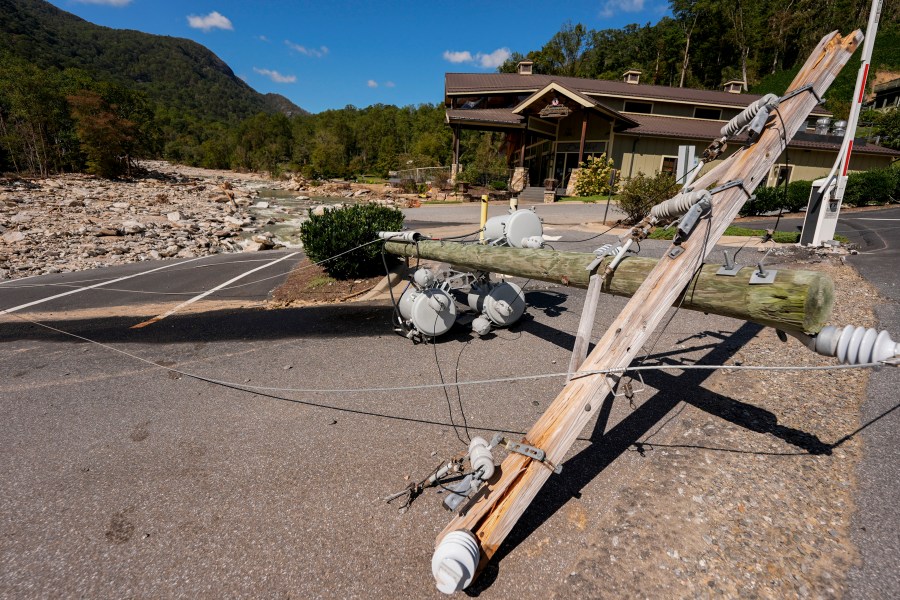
[74,0,132,5]
[258,35,270,42]
[286,41,329,58]
[443,50,473,64]
[187,11,233,32]
[384,81,396,88]
[253,68,297,84]
[367,80,379,88]
[443,48,511,69]
[477,48,511,68]
[600,0,645,18]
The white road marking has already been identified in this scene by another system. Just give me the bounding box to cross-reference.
[846,218,900,221]
[131,252,300,328]
[0,257,205,316]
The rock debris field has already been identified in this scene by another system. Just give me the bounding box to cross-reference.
[0,161,407,281]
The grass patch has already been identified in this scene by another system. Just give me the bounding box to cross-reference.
[648,225,849,244]
[307,275,336,289]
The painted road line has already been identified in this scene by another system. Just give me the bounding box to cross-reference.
[0,257,206,316]
[131,252,300,328]
[847,218,900,221]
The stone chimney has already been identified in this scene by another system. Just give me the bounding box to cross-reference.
[517,61,533,76]
[723,80,744,94]
[623,69,641,85]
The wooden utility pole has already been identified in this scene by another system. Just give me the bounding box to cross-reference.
[384,241,834,335]
[436,30,863,583]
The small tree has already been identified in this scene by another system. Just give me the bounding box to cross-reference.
[574,154,614,196]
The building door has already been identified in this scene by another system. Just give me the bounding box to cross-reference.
[553,141,607,189]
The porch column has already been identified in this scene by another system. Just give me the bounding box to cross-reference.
[450,126,461,185]
[577,114,588,164]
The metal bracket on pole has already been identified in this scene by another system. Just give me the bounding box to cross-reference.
[749,249,777,284]
[489,434,561,474]
[717,250,742,276]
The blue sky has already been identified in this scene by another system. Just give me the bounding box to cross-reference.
[48,0,670,113]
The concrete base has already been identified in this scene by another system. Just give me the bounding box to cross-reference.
[450,163,461,186]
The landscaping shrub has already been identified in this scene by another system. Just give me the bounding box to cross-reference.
[844,168,897,207]
[739,180,812,215]
[619,172,679,224]
[299,203,404,279]
[489,179,508,191]
[785,180,813,213]
[740,185,785,216]
[574,154,615,196]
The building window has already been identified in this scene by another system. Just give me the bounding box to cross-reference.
[693,107,722,120]
[661,156,678,176]
[623,101,653,114]
[769,165,793,187]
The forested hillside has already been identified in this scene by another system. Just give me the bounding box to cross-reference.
[0,0,303,122]
[1,0,897,181]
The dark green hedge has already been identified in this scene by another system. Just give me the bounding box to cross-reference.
[299,204,404,279]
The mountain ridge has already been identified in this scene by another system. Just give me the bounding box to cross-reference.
[0,0,306,121]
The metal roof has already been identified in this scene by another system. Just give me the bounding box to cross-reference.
[444,108,900,156]
[445,72,832,115]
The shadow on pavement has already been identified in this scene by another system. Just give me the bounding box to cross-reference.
[471,320,834,593]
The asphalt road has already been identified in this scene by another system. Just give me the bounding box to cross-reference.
[1,206,897,598]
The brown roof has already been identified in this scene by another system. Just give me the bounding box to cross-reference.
[444,108,900,156]
[445,72,831,115]
[622,114,900,156]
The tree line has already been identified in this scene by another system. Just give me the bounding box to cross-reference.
[0,51,483,180]
[500,0,900,118]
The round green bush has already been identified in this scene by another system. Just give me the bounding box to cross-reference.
[844,168,897,207]
[299,203,404,279]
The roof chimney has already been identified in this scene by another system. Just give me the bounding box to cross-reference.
[623,69,641,85]
[723,80,744,94]
[517,61,533,76]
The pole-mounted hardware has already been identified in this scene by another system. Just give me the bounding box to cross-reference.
[717,250,742,276]
[489,434,561,474]
[749,249,777,284]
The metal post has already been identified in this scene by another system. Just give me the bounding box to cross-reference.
[800,0,883,246]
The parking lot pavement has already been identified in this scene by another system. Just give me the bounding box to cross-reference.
[1,215,897,597]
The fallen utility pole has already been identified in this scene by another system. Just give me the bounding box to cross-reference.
[384,241,834,335]
[431,30,863,592]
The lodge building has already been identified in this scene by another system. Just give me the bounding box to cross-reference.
[445,62,899,197]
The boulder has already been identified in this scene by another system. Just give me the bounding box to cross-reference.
[167,211,183,222]
[2,231,26,244]
[121,220,146,234]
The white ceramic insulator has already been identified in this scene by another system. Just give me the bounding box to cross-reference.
[468,437,495,481]
[432,530,480,594]
[377,231,425,242]
[471,316,492,337]
[720,94,778,138]
[520,235,544,249]
[414,268,435,288]
[650,190,712,221]
[814,325,899,364]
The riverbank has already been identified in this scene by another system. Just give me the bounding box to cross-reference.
[0,161,412,281]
